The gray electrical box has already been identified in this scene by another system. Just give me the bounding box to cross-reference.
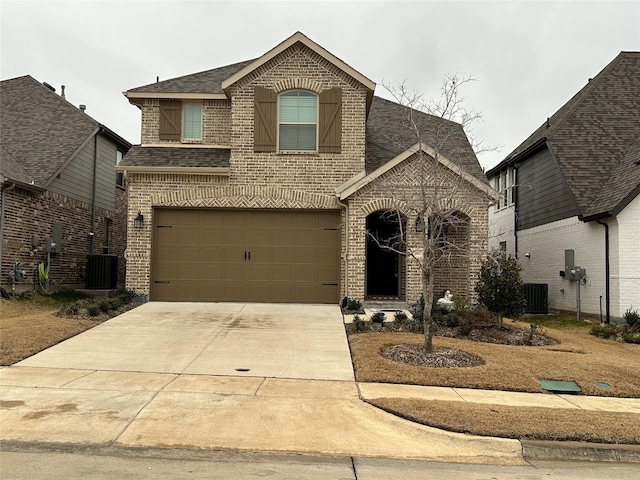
[47,223,62,254]
[564,249,574,278]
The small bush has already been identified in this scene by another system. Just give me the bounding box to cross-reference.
[409,295,425,323]
[458,324,473,336]
[116,287,137,304]
[351,314,369,333]
[346,298,362,311]
[59,302,80,316]
[623,307,640,328]
[86,304,100,317]
[590,324,620,339]
[622,332,640,344]
[370,311,386,324]
[394,311,408,323]
[444,313,460,328]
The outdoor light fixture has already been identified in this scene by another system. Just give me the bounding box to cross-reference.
[415,216,425,233]
[134,211,144,229]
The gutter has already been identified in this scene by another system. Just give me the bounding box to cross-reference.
[595,218,611,324]
[0,182,17,282]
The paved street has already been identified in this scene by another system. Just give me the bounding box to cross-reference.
[2,447,639,480]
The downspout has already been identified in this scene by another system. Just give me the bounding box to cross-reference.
[89,129,103,254]
[337,198,349,299]
[0,182,17,282]
[513,166,519,258]
[595,218,610,324]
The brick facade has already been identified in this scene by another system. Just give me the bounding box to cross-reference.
[123,41,490,304]
[1,184,126,292]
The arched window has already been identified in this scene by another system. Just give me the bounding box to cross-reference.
[278,91,317,151]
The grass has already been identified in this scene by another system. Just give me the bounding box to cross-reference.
[0,292,100,365]
[368,398,640,444]
[348,315,640,444]
[0,289,141,365]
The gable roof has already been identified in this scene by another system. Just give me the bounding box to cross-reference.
[365,96,488,184]
[487,52,640,219]
[124,32,376,109]
[1,75,131,187]
[221,32,376,93]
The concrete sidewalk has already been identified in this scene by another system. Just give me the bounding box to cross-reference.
[0,367,523,464]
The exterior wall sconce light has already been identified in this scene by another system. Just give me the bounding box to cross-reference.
[415,216,425,233]
[134,211,144,229]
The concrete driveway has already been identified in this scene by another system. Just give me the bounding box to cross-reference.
[1,302,524,463]
[15,302,354,381]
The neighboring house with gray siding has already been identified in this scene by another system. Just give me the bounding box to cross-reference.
[487,52,640,322]
[118,32,496,305]
[0,75,131,293]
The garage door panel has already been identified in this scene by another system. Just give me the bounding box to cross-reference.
[152,209,340,303]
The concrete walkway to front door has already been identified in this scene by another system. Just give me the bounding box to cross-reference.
[1,302,523,463]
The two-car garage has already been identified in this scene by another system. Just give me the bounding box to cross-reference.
[151,209,341,303]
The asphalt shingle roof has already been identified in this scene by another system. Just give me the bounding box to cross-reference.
[127,60,255,95]
[1,75,100,186]
[119,146,230,168]
[366,96,488,184]
[489,52,640,217]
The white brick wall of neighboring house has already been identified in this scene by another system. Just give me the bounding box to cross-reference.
[517,216,622,320]
[488,204,516,255]
[615,193,640,317]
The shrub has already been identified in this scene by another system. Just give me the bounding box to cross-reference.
[409,295,425,323]
[444,313,460,327]
[622,332,640,344]
[370,311,386,324]
[346,298,362,311]
[590,324,620,339]
[351,314,369,333]
[116,287,138,303]
[475,251,527,327]
[458,324,472,336]
[59,302,79,316]
[86,304,100,317]
[623,307,640,328]
[394,311,408,323]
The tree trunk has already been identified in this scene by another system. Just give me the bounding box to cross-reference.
[422,266,435,353]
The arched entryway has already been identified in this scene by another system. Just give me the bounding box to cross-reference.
[365,211,406,299]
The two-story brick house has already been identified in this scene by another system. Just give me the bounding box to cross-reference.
[1,75,131,293]
[118,32,495,304]
[487,52,640,322]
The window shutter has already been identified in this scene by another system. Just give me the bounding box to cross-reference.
[254,86,277,152]
[319,88,342,153]
[159,100,182,141]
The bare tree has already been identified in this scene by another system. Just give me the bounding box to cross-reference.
[371,74,496,352]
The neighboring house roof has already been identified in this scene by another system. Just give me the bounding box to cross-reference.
[487,52,640,219]
[365,96,488,184]
[0,75,131,188]
[118,146,230,169]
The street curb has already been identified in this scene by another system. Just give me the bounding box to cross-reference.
[521,439,640,463]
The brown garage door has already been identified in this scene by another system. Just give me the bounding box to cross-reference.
[151,209,341,303]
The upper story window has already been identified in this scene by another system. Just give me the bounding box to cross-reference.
[278,91,317,151]
[116,150,124,187]
[494,167,515,210]
[159,100,202,142]
[254,86,341,154]
[182,103,202,140]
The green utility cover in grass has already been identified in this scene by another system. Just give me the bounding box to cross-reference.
[539,380,581,393]
[594,382,611,390]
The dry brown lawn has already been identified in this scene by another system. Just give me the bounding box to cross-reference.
[368,398,640,444]
[349,325,640,397]
[0,296,99,365]
[349,320,640,443]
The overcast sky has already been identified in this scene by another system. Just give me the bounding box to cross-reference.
[2,0,639,170]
